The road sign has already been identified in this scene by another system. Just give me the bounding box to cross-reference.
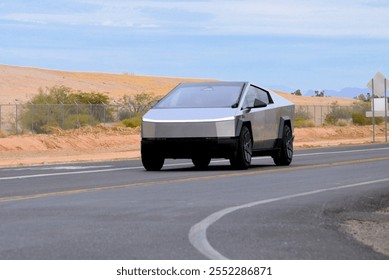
[366,71,388,143]
[367,71,387,97]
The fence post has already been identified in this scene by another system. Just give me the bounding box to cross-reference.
[103,103,106,123]
[46,102,50,127]
[89,102,93,126]
[313,105,316,126]
[76,102,80,128]
[31,103,34,133]
[61,103,65,129]
[15,104,18,134]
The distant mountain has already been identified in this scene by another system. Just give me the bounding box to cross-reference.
[304,87,370,98]
[267,85,297,93]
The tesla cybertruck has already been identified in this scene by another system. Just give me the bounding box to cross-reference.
[141,82,294,170]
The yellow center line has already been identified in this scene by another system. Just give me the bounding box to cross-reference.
[1,156,389,204]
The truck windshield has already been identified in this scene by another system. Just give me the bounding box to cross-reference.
[155,83,244,108]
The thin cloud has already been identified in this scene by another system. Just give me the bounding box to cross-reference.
[1,0,389,37]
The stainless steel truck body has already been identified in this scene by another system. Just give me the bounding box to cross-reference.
[141,82,294,170]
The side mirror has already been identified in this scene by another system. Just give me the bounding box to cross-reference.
[253,99,267,108]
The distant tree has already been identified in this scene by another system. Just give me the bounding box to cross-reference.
[117,92,160,120]
[314,90,325,97]
[355,93,371,102]
[291,89,302,96]
[355,94,366,102]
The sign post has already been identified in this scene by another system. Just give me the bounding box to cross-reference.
[385,78,388,143]
[367,72,388,143]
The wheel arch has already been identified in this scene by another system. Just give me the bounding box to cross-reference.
[277,117,292,139]
[236,119,252,138]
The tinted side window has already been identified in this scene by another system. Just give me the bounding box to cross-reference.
[256,88,270,104]
[243,86,271,108]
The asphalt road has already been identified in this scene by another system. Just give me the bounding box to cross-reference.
[0,144,389,260]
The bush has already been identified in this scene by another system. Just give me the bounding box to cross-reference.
[352,113,367,126]
[122,116,142,128]
[20,86,112,133]
[64,114,99,129]
[352,113,384,126]
[324,114,337,126]
[369,117,384,125]
[295,118,315,128]
[118,93,160,120]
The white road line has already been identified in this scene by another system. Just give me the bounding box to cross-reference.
[188,177,389,260]
[0,162,198,181]
[294,146,389,157]
[1,146,388,181]
[0,167,139,181]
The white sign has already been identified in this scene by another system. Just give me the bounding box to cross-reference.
[372,98,387,112]
[366,98,388,117]
[367,71,387,97]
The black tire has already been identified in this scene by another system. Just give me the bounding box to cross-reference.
[141,144,164,171]
[192,156,211,169]
[230,126,252,169]
[142,154,164,171]
[272,125,293,166]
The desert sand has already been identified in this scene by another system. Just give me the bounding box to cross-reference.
[0,124,385,167]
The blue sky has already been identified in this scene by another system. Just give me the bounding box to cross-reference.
[1,0,389,92]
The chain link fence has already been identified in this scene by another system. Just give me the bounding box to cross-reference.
[295,105,335,126]
[0,103,367,134]
[295,103,372,126]
[0,103,139,134]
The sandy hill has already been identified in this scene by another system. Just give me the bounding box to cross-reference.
[0,64,356,106]
[0,64,213,104]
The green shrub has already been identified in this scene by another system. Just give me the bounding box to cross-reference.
[295,118,315,128]
[368,117,384,125]
[324,114,337,126]
[20,86,112,133]
[328,102,353,120]
[322,102,353,126]
[352,113,384,126]
[122,116,142,128]
[352,112,367,126]
[64,114,98,129]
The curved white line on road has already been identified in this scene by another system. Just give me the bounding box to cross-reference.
[188,177,389,260]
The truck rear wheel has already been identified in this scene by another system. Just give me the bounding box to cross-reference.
[272,125,293,166]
